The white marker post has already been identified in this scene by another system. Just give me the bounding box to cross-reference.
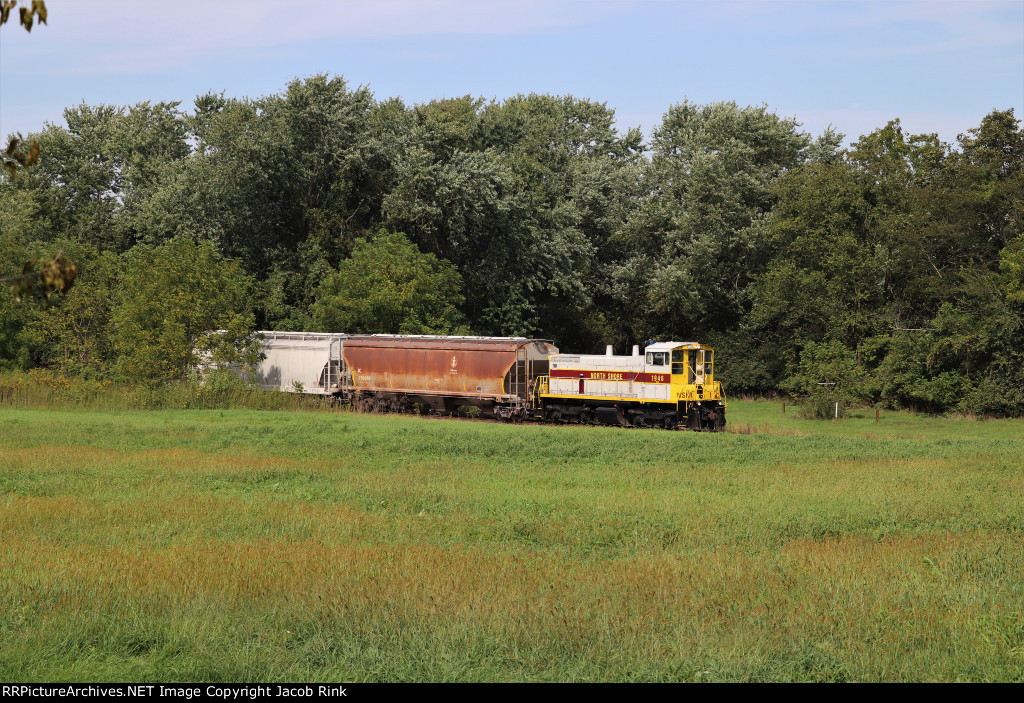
[817,381,837,423]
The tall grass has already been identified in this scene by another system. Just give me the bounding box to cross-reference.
[1,404,1023,681]
[0,370,331,412]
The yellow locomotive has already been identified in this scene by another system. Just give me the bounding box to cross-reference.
[533,341,726,430]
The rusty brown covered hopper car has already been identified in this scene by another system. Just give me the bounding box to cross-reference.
[342,335,557,419]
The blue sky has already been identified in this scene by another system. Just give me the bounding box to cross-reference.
[1,0,1021,146]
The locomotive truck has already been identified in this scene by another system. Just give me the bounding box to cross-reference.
[239,332,726,430]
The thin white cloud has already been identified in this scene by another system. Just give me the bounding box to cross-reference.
[24,0,619,40]
[3,0,632,75]
[4,1,1019,76]
[829,0,1022,58]
[653,0,1022,56]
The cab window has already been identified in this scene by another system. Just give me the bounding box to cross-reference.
[646,352,668,366]
[671,349,685,376]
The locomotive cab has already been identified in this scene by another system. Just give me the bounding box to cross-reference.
[651,342,721,399]
[642,341,726,429]
[666,345,711,388]
[659,342,725,430]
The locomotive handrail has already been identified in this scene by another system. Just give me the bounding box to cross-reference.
[532,375,549,406]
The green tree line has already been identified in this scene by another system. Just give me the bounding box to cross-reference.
[2,75,1021,414]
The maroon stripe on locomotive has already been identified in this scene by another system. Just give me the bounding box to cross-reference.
[548,369,671,384]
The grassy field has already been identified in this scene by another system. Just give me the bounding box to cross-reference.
[1,400,1023,682]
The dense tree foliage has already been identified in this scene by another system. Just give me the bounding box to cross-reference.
[109,238,257,382]
[739,111,1024,414]
[1,75,1021,413]
[312,231,466,335]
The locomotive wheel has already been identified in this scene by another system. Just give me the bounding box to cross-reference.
[687,407,701,431]
[705,409,718,431]
[712,408,726,431]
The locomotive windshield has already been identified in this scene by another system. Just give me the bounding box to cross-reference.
[671,349,685,375]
